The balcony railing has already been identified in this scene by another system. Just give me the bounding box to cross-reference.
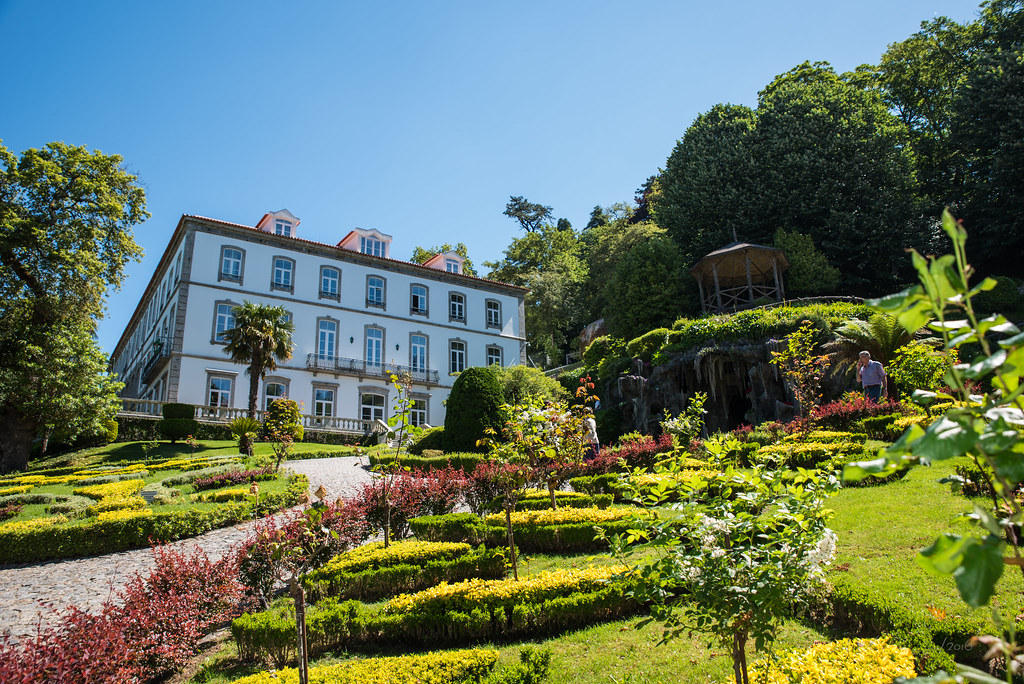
[118,398,383,435]
[141,336,174,384]
[306,353,440,384]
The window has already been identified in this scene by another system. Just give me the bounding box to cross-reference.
[367,276,385,307]
[272,257,294,291]
[220,247,243,282]
[314,388,335,417]
[366,327,383,368]
[208,377,231,407]
[410,334,427,372]
[450,340,466,374]
[445,259,460,274]
[486,300,501,328]
[410,284,428,315]
[487,345,503,367]
[214,303,236,343]
[317,319,337,361]
[360,236,385,257]
[410,397,428,427]
[320,267,340,300]
[361,393,385,422]
[275,220,292,237]
[265,382,286,411]
[449,292,465,322]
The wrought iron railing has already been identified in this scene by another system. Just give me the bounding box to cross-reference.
[305,353,440,384]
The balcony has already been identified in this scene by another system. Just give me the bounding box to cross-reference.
[141,336,174,385]
[306,353,440,385]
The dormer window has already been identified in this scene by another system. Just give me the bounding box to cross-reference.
[445,259,460,274]
[360,236,385,257]
[424,250,466,274]
[256,209,301,238]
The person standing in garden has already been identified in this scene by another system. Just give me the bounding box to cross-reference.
[583,409,600,460]
[856,351,887,402]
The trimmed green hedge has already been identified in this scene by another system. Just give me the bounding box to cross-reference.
[409,512,641,552]
[0,474,308,564]
[233,571,638,665]
[303,542,506,603]
[370,453,486,473]
[828,581,984,674]
[408,426,445,455]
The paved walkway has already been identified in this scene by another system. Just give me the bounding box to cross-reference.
[0,457,373,642]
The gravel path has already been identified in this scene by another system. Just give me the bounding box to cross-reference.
[0,456,373,642]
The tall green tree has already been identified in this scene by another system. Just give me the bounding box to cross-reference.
[771,228,840,297]
[603,236,692,338]
[0,142,147,472]
[652,103,760,266]
[754,62,927,294]
[409,242,477,276]
[222,303,295,418]
[581,218,666,322]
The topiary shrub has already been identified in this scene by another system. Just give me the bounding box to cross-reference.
[625,328,670,361]
[443,367,504,454]
[408,426,444,455]
[158,404,198,444]
[161,403,195,420]
[262,399,303,441]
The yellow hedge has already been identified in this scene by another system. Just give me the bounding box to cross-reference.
[97,508,155,522]
[74,479,146,501]
[484,507,635,527]
[0,485,34,496]
[320,540,472,575]
[232,648,499,684]
[750,637,915,684]
[0,515,69,532]
[197,487,249,503]
[385,564,626,615]
[87,496,148,516]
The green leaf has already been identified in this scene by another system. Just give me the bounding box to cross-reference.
[942,209,966,245]
[954,535,1004,608]
[917,534,972,575]
[912,417,978,461]
[964,350,1006,379]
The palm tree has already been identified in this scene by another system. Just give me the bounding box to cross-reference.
[222,302,295,418]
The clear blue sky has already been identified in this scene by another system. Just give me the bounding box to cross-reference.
[1,0,980,354]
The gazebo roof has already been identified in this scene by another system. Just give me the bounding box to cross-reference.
[690,241,790,284]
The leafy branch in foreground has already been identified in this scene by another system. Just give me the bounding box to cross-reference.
[844,210,1023,679]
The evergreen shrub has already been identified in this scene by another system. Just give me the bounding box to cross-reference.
[407,426,445,454]
[263,399,303,441]
[443,367,504,453]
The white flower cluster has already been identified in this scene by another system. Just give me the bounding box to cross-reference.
[805,528,838,576]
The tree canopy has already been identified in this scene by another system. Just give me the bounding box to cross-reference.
[410,242,478,276]
[0,141,148,472]
[221,302,295,418]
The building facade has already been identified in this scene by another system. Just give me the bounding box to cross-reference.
[109,210,527,428]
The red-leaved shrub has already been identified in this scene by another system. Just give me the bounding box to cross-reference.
[0,503,23,522]
[350,466,466,539]
[192,466,276,491]
[810,396,909,429]
[0,545,243,683]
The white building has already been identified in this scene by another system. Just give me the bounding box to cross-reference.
[109,210,527,431]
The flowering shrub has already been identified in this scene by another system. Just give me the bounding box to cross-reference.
[660,392,708,445]
[86,495,148,516]
[237,501,370,604]
[192,466,276,491]
[0,544,244,683]
[0,515,69,532]
[750,637,915,683]
[196,487,250,503]
[96,508,155,522]
[0,503,23,522]
[810,395,909,430]
[350,467,467,540]
[0,485,33,496]
[600,434,674,471]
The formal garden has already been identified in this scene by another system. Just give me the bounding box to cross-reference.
[0,214,1018,684]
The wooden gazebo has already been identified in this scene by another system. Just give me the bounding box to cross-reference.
[690,241,790,313]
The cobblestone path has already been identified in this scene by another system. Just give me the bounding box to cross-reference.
[0,457,373,642]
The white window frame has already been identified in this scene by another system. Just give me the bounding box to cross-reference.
[360,392,386,422]
[219,246,244,283]
[207,375,233,407]
[366,275,386,308]
[314,387,335,417]
[449,339,466,374]
[275,220,292,237]
[365,327,384,368]
[485,299,502,329]
[449,292,466,323]
[264,380,288,411]
[486,345,503,367]
[317,318,338,362]
[319,266,340,300]
[445,258,460,273]
[360,236,385,257]
[410,284,429,315]
[410,333,428,372]
[410,396,428,427]
[272,256,295,292]
[213,302,236,344]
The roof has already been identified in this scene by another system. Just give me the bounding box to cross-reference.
[689,241,790,282]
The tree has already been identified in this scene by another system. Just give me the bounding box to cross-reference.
[652,104,760,266]
[503,196,553,233]
[409,242,478,276]
[771,228,840,297]
[442,366,505,453]
[581,218,666,322]
[754,62,928,294]
[602,236,693,338]
[0,142,148,472]
[221,302,295,418]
